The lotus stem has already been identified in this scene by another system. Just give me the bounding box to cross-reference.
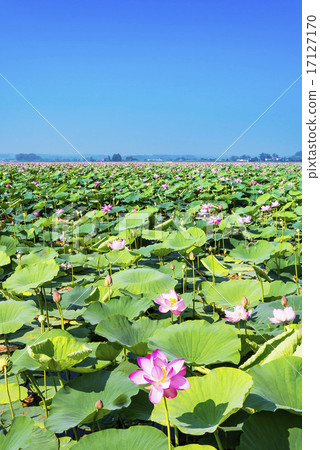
[294,250,300,295]
[73,427,79,441]
[56,303,65,330]
[41,288,50,330]
[163,396,172,450]
[210,253,215,285]
[4,365,14,420]
[214,430,224,450]
[192,261,196,318]
[26,370,48,418]
[258,276,264,302]
[49,370,58,393]
[57,371,64,388]
[174,426,179,446]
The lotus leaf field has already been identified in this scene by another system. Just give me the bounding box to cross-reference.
[0,162,302,449]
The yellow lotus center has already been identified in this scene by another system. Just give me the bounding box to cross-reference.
[169,297,177,307]
[158,368,167,383]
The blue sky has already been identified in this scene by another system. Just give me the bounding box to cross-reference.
[0,0,301,158]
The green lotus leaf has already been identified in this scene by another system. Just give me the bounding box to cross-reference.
[82,296,153,324]
[45,370,139,432]
[0,235,16,256]
[152,368,252,435]
[176,446,216,449]
[240,329,301,370]
[201,255,229,277]
[111,268,177,295]
[0,382,28,404]
[70,426,168,450]
[105,249,141,267]
[27,335,92,372]
[20,247,59,266]
[96,315,170,354]
[0,300,37,335]
[264,280,297,299]
[244,356,302,414]
[201,279,266,308]
[229,240,276,264]
[238,410,302,450]
[162,230,197,251]
[3,259,59,293]
[149,320,241,365]
[0,416,34,450]
[0,248,10,267]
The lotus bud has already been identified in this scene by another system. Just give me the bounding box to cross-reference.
[95,400,103,410]
[38,315,46,324]
[105,274,113,287]
[241,296,249,309]
[182,265,186,272]
[68,248,72,254]
[189,251,195,261]
[299,325,302,337]
[53,290,62,303]
[209,246,213,253]
[281,295,288,307]
[293,246,297,251]
[170,263,175,271]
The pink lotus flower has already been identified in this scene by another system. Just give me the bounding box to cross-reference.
[217,204,223,210]
[224,304,253,323]
[261,205,272,212]
[271,200,280,208]
[238,216,251,225]
[34,211,40,217]
[55,209,64,215]
[197,186,203,190]
[94,181,101,187]
[208,215,222,225]
[5,184,11,188]
[102,204,113,213]
[154,289,186,315]
[129,349,190,404]
[268,307,296,324]
[161,184,169,189]
[132,208,138,212]
[154,174,160,179]
[108,239,126,250]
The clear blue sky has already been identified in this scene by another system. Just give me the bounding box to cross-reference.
[0,0,301,159]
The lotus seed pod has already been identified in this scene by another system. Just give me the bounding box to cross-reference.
[105,274,113,287]
[53,290,62,303]
[68,248,72,254]
[95,400,103,410]
[170,263,175,271]
[281,295,288,307]
[0,356,8,372]
[189,251,195,261]
[38,315,46,324]
[241,296,249,308]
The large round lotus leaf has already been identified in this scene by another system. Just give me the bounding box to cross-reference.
[96,315,170,354]
[0,248,10,267]
[149,320,241,365]
[264,280,297,300]
[229,240,276,264]
[162,230,197,251]
[200,254,229,277]
[0,235,16,256]
[111,268,177,295]
[27,335,92,372]
[151,368,252,435]
[20,248,59,266]
[0,300,37,334]
[45,370,139,432]
[240,329,302,370]
[187,226,207,247]
[244,356,302,414]
[200,279,265,308]
[3,259,59,293]
[105,249,141,267]
[11,329,82,373]
[0,382,28,404]
[238,410,302,450]
[71,426,168,450]
[82,296,153,324]
[0,415,34,450]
